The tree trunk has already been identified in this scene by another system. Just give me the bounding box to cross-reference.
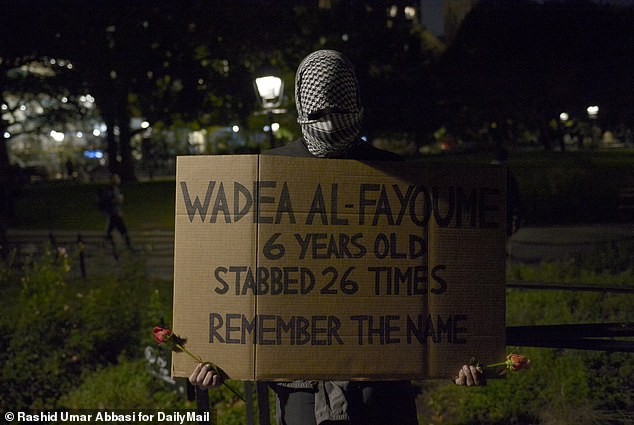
[105,113,118,176]
[538,118,551,151]
[116,94,136,182]
[0,126,11,259]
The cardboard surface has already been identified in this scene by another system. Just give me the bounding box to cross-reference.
[172,154,506,380]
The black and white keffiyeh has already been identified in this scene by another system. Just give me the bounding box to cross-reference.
[295,50,363,157]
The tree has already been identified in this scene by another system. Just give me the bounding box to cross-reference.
[436,0,634,149]
[1,0,437,187]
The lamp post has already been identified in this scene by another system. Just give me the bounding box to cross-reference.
[254,74,284,149]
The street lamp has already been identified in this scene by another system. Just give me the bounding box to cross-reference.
[587,105,599,119]
[254,75,283,109]
[254,74,284,149]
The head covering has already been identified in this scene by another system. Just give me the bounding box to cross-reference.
[295,50,363,157]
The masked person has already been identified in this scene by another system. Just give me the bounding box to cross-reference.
[190,50,483,425]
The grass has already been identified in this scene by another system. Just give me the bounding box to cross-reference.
[10,179,176,231]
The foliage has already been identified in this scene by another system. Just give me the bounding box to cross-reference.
[507,150,634,225]
[438,0,634,144]
[58,357,191,410]
[0,248,163,410]
[1,247,79,409]
[1,0,437,181]
[0,249,249,423]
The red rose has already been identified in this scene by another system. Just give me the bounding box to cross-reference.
[153,326,172,345]
[151,325,244,400]
[468,353,532,375]
[507,354,531,371]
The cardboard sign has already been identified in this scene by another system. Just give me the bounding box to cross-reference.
[172,154,506,381]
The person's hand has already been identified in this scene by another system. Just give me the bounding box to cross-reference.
[189,362,224,390]
[454,364,485,386]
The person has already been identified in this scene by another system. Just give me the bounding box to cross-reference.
[190,50,483,425]
[98,173,132,257]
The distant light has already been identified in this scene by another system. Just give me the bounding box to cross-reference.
[342,33,349,42]
[389,5,398,17]
[263,125,271,132]
[76,131,83,138]
[559,112,569,121]
[50,130,65,142]
[271,123,280,132]
[404,6,416,19]
[140,121,150,129]
[232,125,240,133]
[361,136,368,142]
[84,150,104,159]
[3,132,10,139]
[92,129,101,137]
[61,97,68,103]
[1,104,7,110]
[19,105,26,111]
[587,105,599,118]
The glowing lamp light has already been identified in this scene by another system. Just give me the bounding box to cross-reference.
[587,105,599,118]
[254,75,283,109]
[559,112,569,122]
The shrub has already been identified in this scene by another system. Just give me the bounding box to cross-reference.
[0,249,150,409]
[58,357,191,410]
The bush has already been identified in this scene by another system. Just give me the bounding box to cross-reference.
[0,249,167,410]
[0,249,250,423]
[509,151,634,225]
[58,357,191,410]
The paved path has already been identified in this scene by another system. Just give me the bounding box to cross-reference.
[5,224,634,280]
[508,223,634,264]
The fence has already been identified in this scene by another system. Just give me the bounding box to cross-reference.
[3,229,174,280]
[506,280,634,352]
